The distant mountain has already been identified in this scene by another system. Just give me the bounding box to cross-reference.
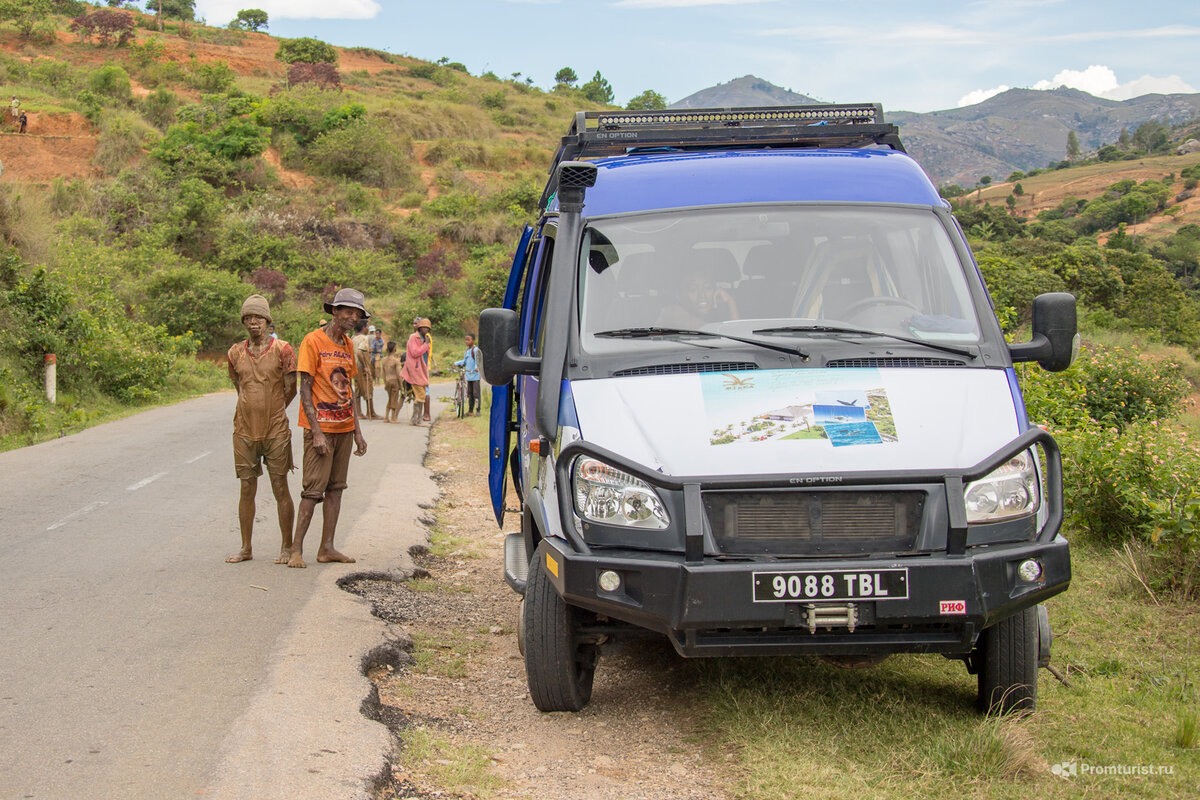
[670,75,821,109]
[892,87,1200,186]
[668,77,1200,186]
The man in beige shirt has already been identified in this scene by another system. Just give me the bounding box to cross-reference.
[226,295,297,563]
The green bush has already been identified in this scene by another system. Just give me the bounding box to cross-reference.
[140,87,179,130]
[1060,421,1200,595]
[86,63,132,103]
[306,119,413,189]
[255,87,362,147]
[140,265,249,350]
[480,90,507,110]
[275,37,338,66]
[152,118,271,185]
[94,110,155,175]
[1022,344,1189,431]
[187,58,236,93]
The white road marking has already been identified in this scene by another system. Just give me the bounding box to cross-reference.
[126,472,168,491]
[47,501,108,531]
[185,451,212,464]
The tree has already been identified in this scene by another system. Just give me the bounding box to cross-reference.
[0,0,54,40]
[145,0,194,20]
[70,8,136,46]
[1067,129,1080,158]
[275,37,338,66]
[1118,127,1130,148]
[626,89,666,111]
[580,70,614,105]
[554,67,578,87]
[1013,182,1025,196]
[1132,120,1168,153]
[229,8,267,31]
[287,62,340,90]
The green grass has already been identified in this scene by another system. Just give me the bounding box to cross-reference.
[400,727,503,797]
[409,630,485,679]
[685,541,1199,799]
[0,355,226,453]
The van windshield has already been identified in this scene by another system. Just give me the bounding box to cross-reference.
[579,206,981,353]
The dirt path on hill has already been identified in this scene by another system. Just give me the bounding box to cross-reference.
[347,418,734,800]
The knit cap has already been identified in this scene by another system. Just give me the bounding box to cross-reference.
[240,294,272,324]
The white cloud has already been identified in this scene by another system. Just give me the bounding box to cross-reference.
[958,85,1010,107]
[1100,74,1197,100]
[1031,65,1119,96]
[196,1,381,22]
[957,65,1197,107]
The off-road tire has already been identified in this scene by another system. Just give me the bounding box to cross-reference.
[523,554,597,712]
[977,606,1039,714]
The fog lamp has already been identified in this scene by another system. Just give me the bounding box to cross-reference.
[1018,559,1043,582]
[598,570,622,593]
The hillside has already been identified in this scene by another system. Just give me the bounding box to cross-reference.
[669,75,820,109]
[892,87,1200,186]
[1,6,1199,452]
[670,76,1200,186]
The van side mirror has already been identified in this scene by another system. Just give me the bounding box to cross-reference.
[1009,292,1079,372]
[478,308,539,385]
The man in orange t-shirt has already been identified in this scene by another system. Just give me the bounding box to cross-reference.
[288,288,369,569]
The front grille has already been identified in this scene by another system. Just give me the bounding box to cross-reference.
[827,357,966,368]
[613,361,758,377]
[703,490,922,556]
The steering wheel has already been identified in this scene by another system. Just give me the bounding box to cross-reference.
[837,296,920,319]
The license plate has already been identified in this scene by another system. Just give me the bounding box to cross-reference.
[752,568,909,602]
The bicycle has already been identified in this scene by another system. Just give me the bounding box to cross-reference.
[452,366,467,418]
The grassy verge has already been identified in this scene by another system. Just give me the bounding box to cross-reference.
[443,412,1197,798]
[0,354,226,452]
[686,540,1199,799]
[399,728,504,796]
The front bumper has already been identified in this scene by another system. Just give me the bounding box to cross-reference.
[534,535,1070,658]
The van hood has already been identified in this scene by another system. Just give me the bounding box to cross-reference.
[568,368,1023,476]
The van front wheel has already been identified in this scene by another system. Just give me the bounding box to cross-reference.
[977,606,1038,714]
[523,555,597,712]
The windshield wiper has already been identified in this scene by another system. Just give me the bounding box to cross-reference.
[752,324,976,360]
[595,327,809,359]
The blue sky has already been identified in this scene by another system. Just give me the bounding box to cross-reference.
[194,0,1199,113]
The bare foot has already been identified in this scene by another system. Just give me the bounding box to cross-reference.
[274,548,290,564]
[287,552,307,569]
[317,548,356,564]
[226,550,252,563]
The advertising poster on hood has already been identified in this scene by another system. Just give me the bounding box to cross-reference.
[700,369,897,447]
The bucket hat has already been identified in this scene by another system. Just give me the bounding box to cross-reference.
[240,294,272,324]
[323,287,370,319]
[414,317,432,329]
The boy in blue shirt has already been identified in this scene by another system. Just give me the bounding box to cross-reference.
[453,334,483,415]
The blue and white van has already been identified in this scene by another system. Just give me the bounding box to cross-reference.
[479,105,1078,714]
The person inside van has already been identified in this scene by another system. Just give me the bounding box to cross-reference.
[657,270,739,329]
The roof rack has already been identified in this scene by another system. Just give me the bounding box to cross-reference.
[540,103,904,209]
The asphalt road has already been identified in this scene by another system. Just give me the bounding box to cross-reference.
[0,388,442,800]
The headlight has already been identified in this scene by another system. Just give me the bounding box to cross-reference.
[572,456,670,529]
[964,450,1041,523]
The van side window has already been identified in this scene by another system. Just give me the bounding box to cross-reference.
[529,237,555,357]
